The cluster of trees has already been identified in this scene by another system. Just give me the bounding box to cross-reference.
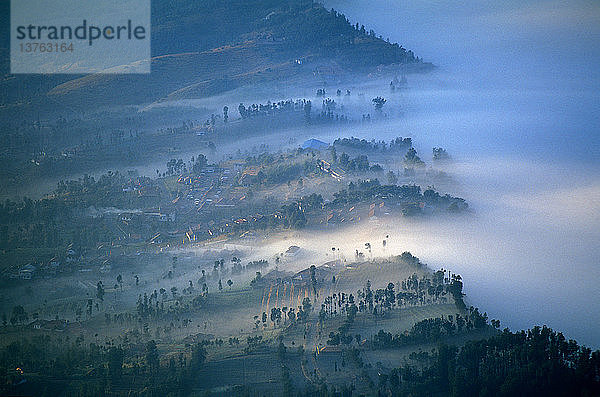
[244,151,278,166]
[7,305,29,325]
[328,148,383,173]
[231,258,268,275]
[261,162,306,185]
[165,154,209,177]
[424,188,469,213]
[329,179,467,213]
[157,120,196,135]
[372,96,387,111]
[280,202,308,229]
[135,290,172,320]
[238,99,310,119]
[278,192,324,229]
[3,324,593,396]
[201,192,316,235]
[321,263,468,349]
[331,179,420,205]
[372,307,491,349]
[321,268,459,328]
[165,158,187,175]
[336,152,383,173]
[432,147,450,163]
[404,147,426,168]
[55,172,157,209]
[0,171,164,255]
[332,136,412,153]
[374,326,600,397]
[202,161,463,239]
[0,111,149,183]
[243,153,319,187]
[313,106,351,125]
[253,296,313,330]
[0,334,210,396]
[215,192,323,233]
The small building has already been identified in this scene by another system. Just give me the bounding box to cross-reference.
[19,264,37,280]
[285,245,301,257]
[29,319,68,331]
[99,264,112,274]
[302,139,328,151]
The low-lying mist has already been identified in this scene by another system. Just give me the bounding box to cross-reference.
[10,0,598,347]
[313,0,600,346]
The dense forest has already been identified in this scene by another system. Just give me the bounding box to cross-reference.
[1,325,597,396]
[373,326,600,397]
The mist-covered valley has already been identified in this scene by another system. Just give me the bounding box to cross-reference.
[321,0,600,347]
[134,60,600,346]
[1,0,599,395]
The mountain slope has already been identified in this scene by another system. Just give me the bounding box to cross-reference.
[1,0,431,109]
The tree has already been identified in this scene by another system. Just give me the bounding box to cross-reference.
[386,170,397,185]
[271,307,282,327]
[301,297,312,321]
[404,148,425,168]
[372,96,386,111]
[96,281,105,302]
[288,308,296,323]
[190,343,206,371]
[278,341,287,361]
[309,265,317,296]
[10,305,28,325]
[304,100,312,123]
[193,154,207,174]
[108,347,123,383]
[238,103,247,119]
[145,340,159,373]
[339,152,350,168]
[432,147,450,162]
[223,106,229,123]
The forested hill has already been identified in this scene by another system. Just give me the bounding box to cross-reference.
[0,0,430,110]
[151,0,421,66]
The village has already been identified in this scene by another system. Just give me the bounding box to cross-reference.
[0,135,464,287]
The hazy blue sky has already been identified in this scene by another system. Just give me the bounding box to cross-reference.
[327,0,600,89]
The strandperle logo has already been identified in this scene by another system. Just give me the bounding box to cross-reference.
[11,0,150,74]
[15,19,147,46]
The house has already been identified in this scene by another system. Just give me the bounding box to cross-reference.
[319,345,342,353]
[302,138,328,151]
[29,319,67,331]
[292,264,335,285]
[285,245,301,257]
[43,258,61,275]
[19,264,37,280]
[99,263,112,274]
[66,249,77,263]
